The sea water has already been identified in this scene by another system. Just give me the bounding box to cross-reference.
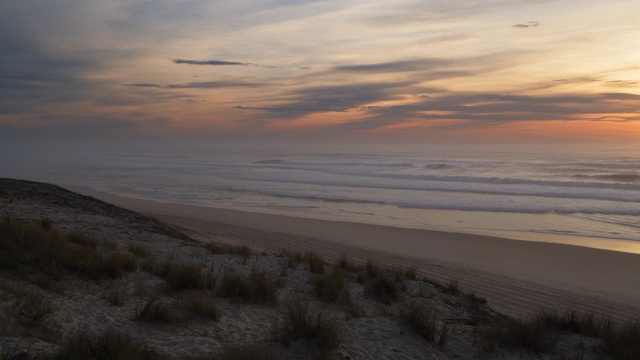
[2,142,639,249]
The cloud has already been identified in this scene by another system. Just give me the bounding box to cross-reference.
[333,59,449,73]
[173,59,252,66]
[127,81,263,89]
[234,81,412,117]
[127,83,163,88]
[513,21,540,28]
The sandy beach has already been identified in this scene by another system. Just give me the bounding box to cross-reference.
[65,185,640,322]
[3,178,639,359]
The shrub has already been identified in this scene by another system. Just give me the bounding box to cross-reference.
[336,253,361,272]
[304,252,324,274]
[101,240,118,251]
[182,293,220,321]
[6,286,56,327]
[146,259,214,291]
[136,297,173,323]
[232,245,252,263]
[364,273,398,304]
[311,269,346,303]
[402,301,437,342]
[67,233,98,249]
[205,242,227,254]
[604,321,640,360]
[274,297,341,353]
[165,263,204,291]
[218,269,278,305]
[365,260,381,279]
[0,220,135,280]
[404,267,418,281]
[480,314,556,354]
[39,218,52,232]
[218,270,251,300]
[128,244,150,258]
[205,242,252,263]
[52,329,157,360]
[219,344,277,360]
[443,281,459,296]
[249,270,278,305]
[102,253,137,279]
[104,286,126,307]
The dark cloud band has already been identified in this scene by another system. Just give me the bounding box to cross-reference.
[173,59,251,66]
[513,21,540,28]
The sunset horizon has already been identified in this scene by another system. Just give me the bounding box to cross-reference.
[2,0,640,144]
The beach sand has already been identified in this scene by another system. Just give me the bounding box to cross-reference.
[65,185,640,322]
[3,178,638,359]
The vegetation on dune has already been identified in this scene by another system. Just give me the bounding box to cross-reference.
[142,258,215,291]
[128,244,150,258]
[272,296,341,355]
[217,269,279,305]
[479,309,640,359]
[402,300,438,343]
[364,272,399,304]
[0,218,136,280]
[218,344,278,360]
[3,187,640,360]
[181,292,220,321]
[205,242,252,263]
[310,268,346,303]
[51,329,158,360]
[303,252,325,274]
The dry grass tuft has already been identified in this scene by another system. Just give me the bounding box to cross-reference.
[0,219,136,280]
[219,344,277,360]
[273,296,341,354]
[104,285,126,307]
[218,269,278,305]
[128,244,150,258]
[364,273,399,304]
[135,297,173,323]
[401,300,437,342]
[181,292,220,321]
[311,268,346,303]
[52,329,158,360]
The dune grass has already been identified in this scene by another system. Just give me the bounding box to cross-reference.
[364,273,399,304]
[218,269,279,305]
[205,242,253,263]
[181,292,220,321]
[52,329,158,360]
[218,344,277,360]
[143,258,215,291]
[443,280,460,296]
[104,285,126,307]
[128,244,150,258]
[135,297,173,323]
[401,300,437,342]
[0,282,56,328]
[0,218,136,280]
[479,308,640,358]
[303,252,325,274]
[273,296,341,354]
[310,268,346,303]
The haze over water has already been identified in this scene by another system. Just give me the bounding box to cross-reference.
[3,142,640,252]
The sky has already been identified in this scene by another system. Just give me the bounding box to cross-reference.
[1,0,640,145]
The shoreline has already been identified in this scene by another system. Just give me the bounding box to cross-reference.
[64,184,640,255]
[63,184,640,321]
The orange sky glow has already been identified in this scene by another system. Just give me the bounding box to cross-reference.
[1,0,639,144]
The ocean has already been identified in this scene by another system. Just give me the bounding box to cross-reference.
[2,142,639,250]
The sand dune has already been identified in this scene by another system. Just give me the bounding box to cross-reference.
[1,179,637,359]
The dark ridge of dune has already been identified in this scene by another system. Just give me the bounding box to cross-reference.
[0,178,194,242]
